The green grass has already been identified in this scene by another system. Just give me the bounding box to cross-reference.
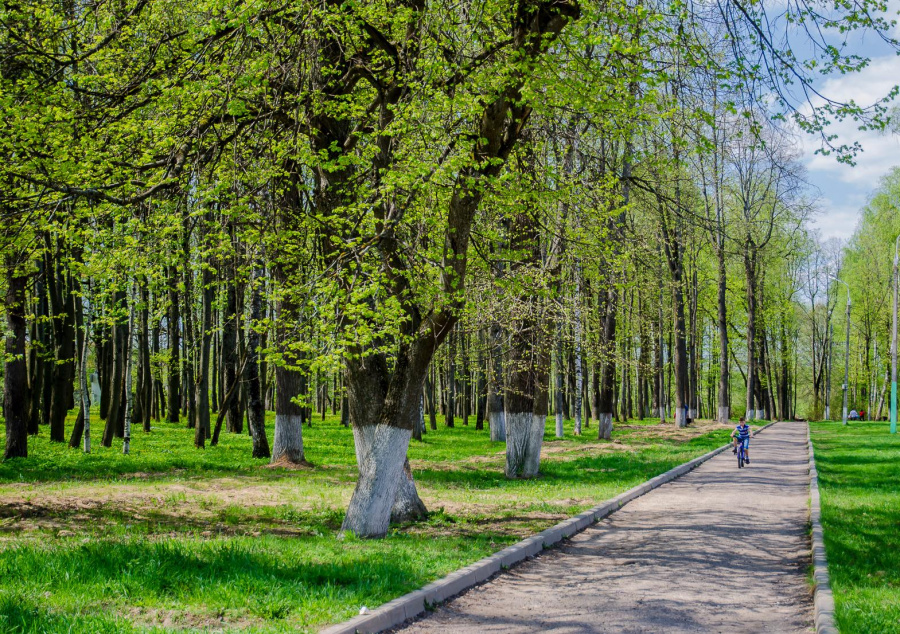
[0,412,735,633]
[810,421,900,633]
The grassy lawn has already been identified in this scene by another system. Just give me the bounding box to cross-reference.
[810,421,900,634]
[0,412,735,633]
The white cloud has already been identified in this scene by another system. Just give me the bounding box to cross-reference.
[798,54,900,239]
[808,196,868,239]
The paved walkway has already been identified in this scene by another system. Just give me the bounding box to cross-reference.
[394,422,812,633]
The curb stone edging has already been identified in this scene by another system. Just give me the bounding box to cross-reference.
[808,425,838,634]
[320,421,777,634]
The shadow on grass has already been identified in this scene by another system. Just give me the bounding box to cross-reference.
[0,593,130,634]
[0,533,508,633]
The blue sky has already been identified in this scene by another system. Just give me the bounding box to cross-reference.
[798,6,900,239]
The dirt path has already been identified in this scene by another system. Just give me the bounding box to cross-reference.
[394,421,813,633]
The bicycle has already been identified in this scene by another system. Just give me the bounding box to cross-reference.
[736,439,748,469]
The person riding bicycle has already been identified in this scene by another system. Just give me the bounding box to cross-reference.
[731,417,753,464]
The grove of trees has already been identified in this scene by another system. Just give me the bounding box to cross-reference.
[1,0,897,536]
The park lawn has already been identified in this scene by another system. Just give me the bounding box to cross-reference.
[0,412,735,633]
[810,421,900,634]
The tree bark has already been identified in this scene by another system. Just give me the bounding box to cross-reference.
[246,264,271,459]
[271,272,307,464]
[45,244,76,443]
[194,253,214,449]
[4,261,28,459]
[488,323,506,442]
[222,269,243,433]
[166,266,181,425]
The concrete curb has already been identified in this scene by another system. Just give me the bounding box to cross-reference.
[808,425,838,634]
[320,421,777,634]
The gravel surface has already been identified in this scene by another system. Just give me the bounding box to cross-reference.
[394,421,813,633]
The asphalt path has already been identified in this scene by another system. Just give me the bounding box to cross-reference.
[394,421,813,633]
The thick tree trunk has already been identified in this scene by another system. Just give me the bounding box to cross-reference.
[4,263,28,459]
[46,250,76,443]
[348,390,427,526]
[344,418,413,537]
[504,202,547,477]
[271,277,307,464]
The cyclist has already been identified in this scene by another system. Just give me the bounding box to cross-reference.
[731,417,753,464]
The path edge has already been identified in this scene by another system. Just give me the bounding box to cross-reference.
[321,421,776,634]
[808,424,838,634]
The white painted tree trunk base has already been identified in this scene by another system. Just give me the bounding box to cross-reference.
[342,424,412,538]
[391,458,428,524]
[675,408,687,428]
[597,413,613,440]
[717,406,730,424]
[505,412,543,478]
[272,414,306,465]
[555,413,564,438]
[490,411,506,442]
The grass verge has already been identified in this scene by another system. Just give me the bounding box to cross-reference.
[810,420,900,634]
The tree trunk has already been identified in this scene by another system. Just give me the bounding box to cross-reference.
[554,324,565,438]
[271,276,307,464]
[123,300,135,454]
[223,273,243,433]
[45,247,76,443]
[194,258,214,449]
[246,265,271,458]
[4,262,28,459]
[597,287,617,439]
[446,330,456,428]
[745,249,758,420]
[488,323,506,442]
[102,291,127,447]
[166,267,181,425]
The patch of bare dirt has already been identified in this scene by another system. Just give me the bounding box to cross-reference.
[264,457,315,470]
[128,606,263,632]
